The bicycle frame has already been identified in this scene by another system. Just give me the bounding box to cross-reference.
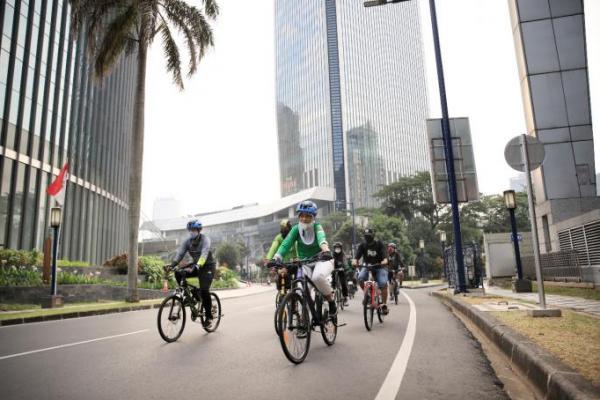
[291,263,327,327]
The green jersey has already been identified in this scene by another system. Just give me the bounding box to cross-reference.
[276,223,327,260]
[266,233,297,262]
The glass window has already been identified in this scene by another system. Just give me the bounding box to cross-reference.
[36,172,47,249]
[0,159,14,246]
[8,162,26,248]
[22,168,37,249]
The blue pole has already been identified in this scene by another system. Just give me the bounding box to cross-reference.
[429,0,467,292]
[51,226,59,296]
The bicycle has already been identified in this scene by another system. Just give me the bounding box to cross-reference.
[332,267,346,311]
[360,264,386,331]
[157,265,222,343]
[271,255,345,364]
[388,270,400,305]
[272,263,298,335]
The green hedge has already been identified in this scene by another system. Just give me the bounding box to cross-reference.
[0,249,42,268]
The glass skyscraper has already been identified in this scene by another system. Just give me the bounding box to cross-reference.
[0,0,136,263]
[275,0,429,209]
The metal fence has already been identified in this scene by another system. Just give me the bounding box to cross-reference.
[444,243,483,290]
[521,250,584,282]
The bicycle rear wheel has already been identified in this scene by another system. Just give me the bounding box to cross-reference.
[394,282,399,305]
[157,295,186,343]
[277,292,311,364]
[363,292,374,331]
[377,302,385,323]
[200,293,221,332]
[336,280,344,311]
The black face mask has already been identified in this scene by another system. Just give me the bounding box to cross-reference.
[365,235,374,243]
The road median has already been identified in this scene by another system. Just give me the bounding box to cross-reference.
[432,290,600,400]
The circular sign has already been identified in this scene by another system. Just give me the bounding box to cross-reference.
[504,135,545,172]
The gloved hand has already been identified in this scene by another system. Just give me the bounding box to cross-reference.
[198,257,206,267]
[318,251,333,261]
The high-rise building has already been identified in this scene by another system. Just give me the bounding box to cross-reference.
[0,0,136,263]
[275,0,429,209]
[509,0,600,252]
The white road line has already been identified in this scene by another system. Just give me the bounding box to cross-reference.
[0,329,149,361]
[374,290,417,400]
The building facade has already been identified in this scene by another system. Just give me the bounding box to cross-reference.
[509,0,600,253]
[275,0,429,209]
[0,0,136,263]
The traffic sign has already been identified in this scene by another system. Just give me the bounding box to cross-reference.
[504,135,545,172]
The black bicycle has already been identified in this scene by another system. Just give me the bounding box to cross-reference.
[271,256,344,364]
[157,266,222,343]
[332,267,346,311]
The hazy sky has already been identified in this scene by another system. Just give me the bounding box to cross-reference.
[142,0,599,220]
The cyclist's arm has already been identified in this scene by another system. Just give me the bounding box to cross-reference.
[353,243,365,266]
[265,235,282,260]
[198,235,211,266]
[276,225,299,259]
[315,223,329,252]
[379,241,388,265]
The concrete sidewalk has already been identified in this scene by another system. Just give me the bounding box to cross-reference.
[485,284,600,317]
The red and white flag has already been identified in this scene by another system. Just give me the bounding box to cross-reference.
[47,163,69,206]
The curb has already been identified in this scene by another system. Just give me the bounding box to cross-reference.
[401,283,446,290]
[432,291,600,400]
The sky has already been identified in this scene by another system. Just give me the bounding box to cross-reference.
[141,0,600,221]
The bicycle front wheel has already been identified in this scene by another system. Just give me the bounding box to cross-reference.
[200,292,221,332]
[363,292,374,331]
[277,292,311,364]
[157,295,186,343]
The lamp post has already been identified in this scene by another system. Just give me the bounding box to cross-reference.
[44,206,63,308]
[419,239,428,283]
[439,230,447,282]
[503,190,532,293]
[365,0,467,292]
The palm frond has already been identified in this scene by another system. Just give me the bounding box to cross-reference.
[160,7,197,76]
[158,22,184,89]
[163,0,214,60]
[202,0,220,19]
[94,5,138,79]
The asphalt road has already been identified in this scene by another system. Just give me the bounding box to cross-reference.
[0,288,508,400]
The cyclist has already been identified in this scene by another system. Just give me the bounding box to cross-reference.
[169,219,215,328]
[387,243,405,301]
[332,242,349,307]
[265,219,298,296]
[272,200,337,316]
[352,228,389,315]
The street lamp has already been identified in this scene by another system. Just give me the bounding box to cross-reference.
[503,190,532,293]
[363,0,467,292]
[418,239,428,283]
[439,230,447,282]
[48,207,63,307]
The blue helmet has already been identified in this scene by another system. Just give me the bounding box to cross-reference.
[186,219,202,231]
[296,200,317,217]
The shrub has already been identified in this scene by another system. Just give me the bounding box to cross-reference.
[140,256,165,283]
[0,266,43,286]
[57,259,91,268]
[0,249,42,268]
[103,253,145,274]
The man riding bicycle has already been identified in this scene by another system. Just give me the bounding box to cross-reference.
[332,242,350,307]
[272,200,337,316]
[352,228,389,315]
[387,243,406,287]
[169,220,215,328]
[265,219,298,296]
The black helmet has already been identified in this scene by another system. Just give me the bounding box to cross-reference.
[364,227,375,243]
[332,242,343,249]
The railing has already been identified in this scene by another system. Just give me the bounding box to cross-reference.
[521,250,584,282]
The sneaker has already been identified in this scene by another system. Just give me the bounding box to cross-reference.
[202,317,213,328]
[381,304,389,315]
[343,297,349,307]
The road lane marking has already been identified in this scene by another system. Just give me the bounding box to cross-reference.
[0,329,149,361]
[374,290,417,400]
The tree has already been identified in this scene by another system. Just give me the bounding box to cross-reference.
[69,0,219,301]
[374,171,447,233]
[216,242,240,269]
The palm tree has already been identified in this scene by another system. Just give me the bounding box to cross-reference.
[69,0,219,301]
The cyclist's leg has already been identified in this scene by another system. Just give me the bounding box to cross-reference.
[357,267,369,290]
[175,267,193,287]
[312,261,334,297]
[339,269,349,298]
[198,264,215,318]
[377,268,389,305]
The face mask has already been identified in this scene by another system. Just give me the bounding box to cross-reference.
[334,248,341,254]
[190,231,199,239]
[300,222,312,231]
[365,235,374,243]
